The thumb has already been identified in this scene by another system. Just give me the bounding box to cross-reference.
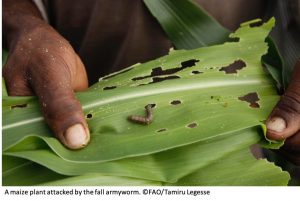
[29,57,90,150]
[266,60,300,141]
[39,89,90,150]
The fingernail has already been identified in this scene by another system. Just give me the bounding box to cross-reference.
[64,124,90,149]
[266,117,287,133]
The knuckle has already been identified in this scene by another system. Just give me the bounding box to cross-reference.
[28,51,75,82]
[6,79,32,96]
[277,93,300,115]
[42,96,82,120]
[42,98,84,135]
[286,80,300,99]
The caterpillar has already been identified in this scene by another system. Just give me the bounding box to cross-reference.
[128,104,154,125]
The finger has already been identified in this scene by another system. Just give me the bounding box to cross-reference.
[281,131,300,165]
[29,54,90,149]
[266,60,300,141]
[281,131,300,154]
[3,54,33,96]
[272,131,300,165]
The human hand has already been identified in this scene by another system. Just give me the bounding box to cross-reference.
[266,60,300,165]
[3,0,90,149]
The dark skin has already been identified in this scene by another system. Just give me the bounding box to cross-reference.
[3,0,89,149]
[3,0,300,164]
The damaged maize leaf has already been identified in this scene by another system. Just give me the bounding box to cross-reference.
[2,18,290,185]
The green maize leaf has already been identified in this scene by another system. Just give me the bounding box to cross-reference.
[2,49,8,67]
[4,18,281,160]
[3,156,160,186]
[2,18,290,185]
[2,49,9,97]
[40,174,161,186]
[170,148,290,186]
[3,127,263,183]
[2,156,66,186]
[143,0,284,92]
[143,0,230,49]
[262,37,284,90]
[3,128,288,186]
[2,78,8,97]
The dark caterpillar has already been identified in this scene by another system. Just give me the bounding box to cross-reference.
[128,104,154,125]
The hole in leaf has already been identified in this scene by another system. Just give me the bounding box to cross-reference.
[250,103,260,108]
[149,75,180,84]
[228,37,240,42]
[238,92,260,108]
[249,21,263,27]
[181,59,200,68]
[11,104,28,109]
[86,113,93,119]
[132,59,199,81]
[187,122,198,128]
[102,68,133,80]
[103,86,117,90]
[250,144,264,159]
[192,70,203,74]
[157,128,167,132]
[219,60,246,74]
[170,100,182,105]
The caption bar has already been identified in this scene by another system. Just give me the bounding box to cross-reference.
[3,188,210,197]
